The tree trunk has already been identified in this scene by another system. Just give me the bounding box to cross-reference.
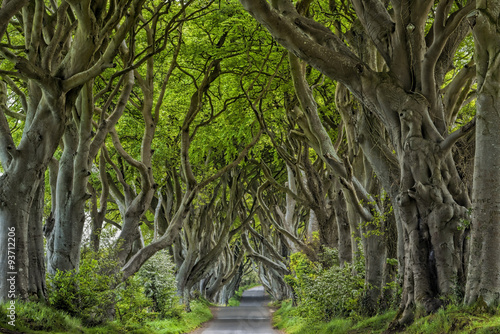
[333,189,352,266]
[47,120,90,275]
[0,134,63,301]
[0,94,66,302]
[0,178,33,302]
[28,182,47,301]
[465,1,500,307]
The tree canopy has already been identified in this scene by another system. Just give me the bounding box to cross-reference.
[1,0,499,330]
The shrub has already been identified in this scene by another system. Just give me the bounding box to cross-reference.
[285,247,366,321]
[47,248,120,326]
[136,250,179,319]
[47,248,181,326]
[115,275,155,324]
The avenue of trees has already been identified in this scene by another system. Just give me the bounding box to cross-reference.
[1,0,499,329]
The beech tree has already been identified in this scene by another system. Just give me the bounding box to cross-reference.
[3,1,495,329]
[465,1,500,307]
[0,0,146,302]
[238,0,477,325]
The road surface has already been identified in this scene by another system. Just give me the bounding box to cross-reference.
[198,286,280,334]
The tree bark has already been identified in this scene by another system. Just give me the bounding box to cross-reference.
[0,96,65,302]
[28,182,47,301]
[238,1,475,324]
[465,1,500,307]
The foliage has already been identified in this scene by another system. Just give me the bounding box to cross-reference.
[274,301,396,333]
[115,276,155,324]
[273,301,350,334]
[135,250,180,319]
[405,304,500,334]
[285,247,366,321]
[84,299,212,334]
[359,194,393,238]
[47,249,180,326]
[0,300,84,333]
[137,299,213,334]
[0,298,213,334]
[274,300,500,334]
[47,249,120,326]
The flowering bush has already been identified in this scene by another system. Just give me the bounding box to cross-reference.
[136,250,179,318]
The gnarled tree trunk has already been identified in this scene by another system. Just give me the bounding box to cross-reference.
[238,0,475,325]
[465,1,500,307]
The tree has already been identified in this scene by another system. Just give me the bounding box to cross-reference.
[465,1,500,307]
[46,0,212,276]
[238,0,476,325]
[0,0,146,302]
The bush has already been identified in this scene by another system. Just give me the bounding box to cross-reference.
[115,275,155,324]
[285,247,366,321]
[47,248,181,327]
[47,248,120,326]
[136,250,179,319]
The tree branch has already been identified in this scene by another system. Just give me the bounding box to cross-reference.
[0,81,17,167]
[422,1,475,106]
[62,0,145,91]
[2,76,27,114]
[198,128,262,189]
[351,0,394,66]
[237,0,373,100]
[0,0,29,41]
[90,70,134,159]
[443,61,475,124]
[241,233,289,274]
[439,117,476,154]
[109,128,151,188]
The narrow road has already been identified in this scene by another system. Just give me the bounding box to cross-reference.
[199,286,280,334]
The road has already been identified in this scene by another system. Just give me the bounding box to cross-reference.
[198,286,280,334]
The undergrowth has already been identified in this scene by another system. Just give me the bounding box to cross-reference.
[273,300,500,334]
[0,298,212,334]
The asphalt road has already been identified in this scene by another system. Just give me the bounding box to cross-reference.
[200,286,280,334]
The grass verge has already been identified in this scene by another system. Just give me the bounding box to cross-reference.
[0,299,212,334]
[273,300,500,333]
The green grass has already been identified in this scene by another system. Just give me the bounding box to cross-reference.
[0,299,213,334]
[273,300,500,334]
[1,300,85,333]
[405,305,500,334]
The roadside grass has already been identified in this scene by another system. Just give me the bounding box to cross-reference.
[0,300,84,334]
[273,300,500,334]
[405,304,500,334]
[0,298,212,334]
